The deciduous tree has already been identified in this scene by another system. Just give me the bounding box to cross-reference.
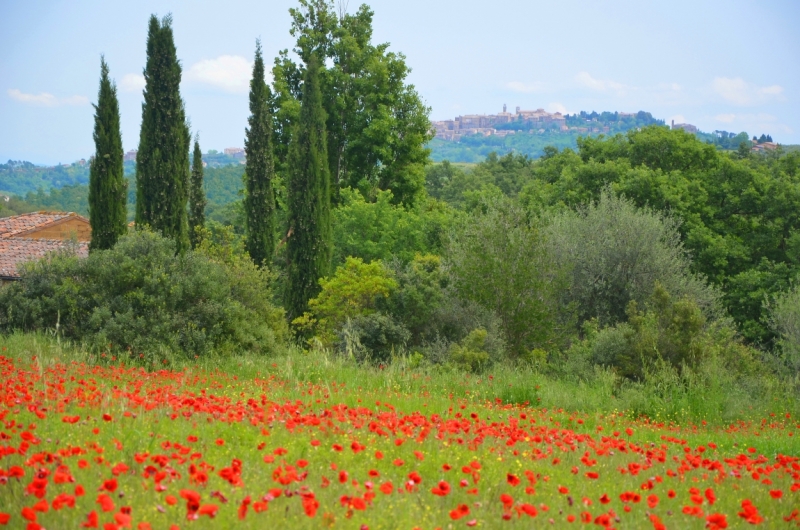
[272,0,431,207]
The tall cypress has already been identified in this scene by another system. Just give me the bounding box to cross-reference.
[188,134,206,249]
[244,40,276,267]
[135,14,190,252]
[88,57,127,251]
[285,54,332,322]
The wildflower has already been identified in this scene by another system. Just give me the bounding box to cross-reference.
[449,504,470,520]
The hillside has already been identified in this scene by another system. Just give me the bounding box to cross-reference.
[1,161,245,221]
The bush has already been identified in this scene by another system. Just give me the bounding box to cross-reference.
[767,281,800,374]
[0,230,286,358]
[380,254,448,346]
[544,190,719,327]
[447,197,568,356]
[336,313,411,364]
[293,257,398,346]
[449,328,490,373]
[561,283,756,381]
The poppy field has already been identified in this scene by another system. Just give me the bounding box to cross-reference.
[1,341,799,529]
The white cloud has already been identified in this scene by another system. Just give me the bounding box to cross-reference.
[547,102,570,115]
[119,73,145,93]
[575,71,627,94]
[708,113,791,137]
[759,85,784,96]
[8,88,88,107]
[185,55,253,94]
[506,81,544,93]
[712,77,784,106]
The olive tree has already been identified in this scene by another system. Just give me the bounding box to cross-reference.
[543,190,719,327]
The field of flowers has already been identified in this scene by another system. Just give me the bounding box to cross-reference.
[1,340,799,529]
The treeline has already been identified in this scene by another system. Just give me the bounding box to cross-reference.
[0,160,91,196]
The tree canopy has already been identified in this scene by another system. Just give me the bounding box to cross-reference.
[271,0,432,207]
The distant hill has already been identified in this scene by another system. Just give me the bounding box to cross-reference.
[4,162,245,222]
[427,110,780,163]
[0,160,91,196]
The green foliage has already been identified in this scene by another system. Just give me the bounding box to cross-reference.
[431,153,534,208]
[498,126,800,344]
[0,160,90,196]
[449,328,490,373]
[619,284,707,379]
[767,281,800,374]
[544,190,718,327]
[332,188,454,265]
[272,0,431,206]
[244,41,277,267]
[285,54,333,322]
[135,14,191,252]
[294,256,397,346]
[0,194,36,217]
[564,284,755,382]
[88,57,127,251]
[380,254,448,346]
[337,313,410,363]
[188,136,206,249]
[0,231,285,357]
[447,197,566,356]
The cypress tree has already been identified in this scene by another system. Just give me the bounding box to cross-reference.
[285,54,332,322]
[188,134,206,249]
[135,14,190,252]
[88,56,127,251]
[243,40,276,267]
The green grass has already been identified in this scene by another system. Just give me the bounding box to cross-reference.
[1,333,798,529]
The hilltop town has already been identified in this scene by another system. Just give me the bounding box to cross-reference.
[431,105,663,142]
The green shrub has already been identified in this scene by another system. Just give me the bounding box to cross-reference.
[561,283,757,381]
[447,197,568,356]
[293,257,398,346]
[544,190,719,327]
[0,230,285,358]
[336,313,411,363]
[332,188,455,266]
[767,281,800,374]
[381,254,448,346]
[449,328,490,373]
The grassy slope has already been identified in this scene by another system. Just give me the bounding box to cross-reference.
[0,333,798,529]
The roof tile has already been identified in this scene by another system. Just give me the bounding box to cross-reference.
[0,211,87,238]
[0,238,88,279]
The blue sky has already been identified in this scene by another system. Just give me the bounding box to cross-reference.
[1,0,798,164]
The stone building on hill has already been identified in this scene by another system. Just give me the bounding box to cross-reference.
[432,105,566,141]
[671,120,698,134]
[0,211,90,283]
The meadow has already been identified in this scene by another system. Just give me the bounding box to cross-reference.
[1,334,798,529]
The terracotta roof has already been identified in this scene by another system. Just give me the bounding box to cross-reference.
[0,211,88,239]
[0,238,88,279]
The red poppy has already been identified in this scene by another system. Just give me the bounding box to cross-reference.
[449,504,470,520]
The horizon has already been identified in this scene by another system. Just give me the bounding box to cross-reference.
[1,0,798,165]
